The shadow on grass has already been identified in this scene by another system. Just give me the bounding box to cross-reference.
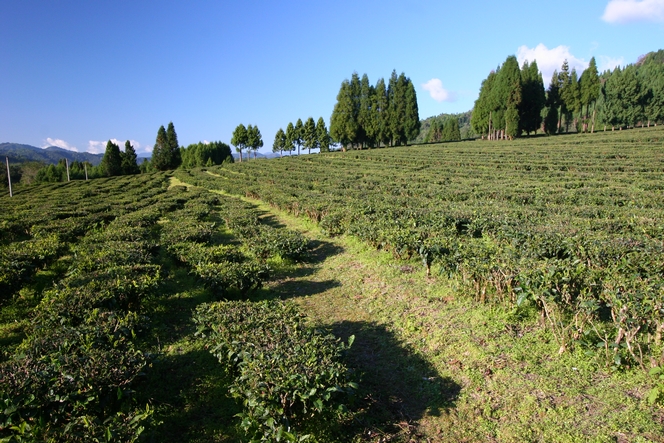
[332,320,460,441]
[138,349,241,443]
[269,278,342,300]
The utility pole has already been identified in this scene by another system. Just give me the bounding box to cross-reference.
[84,163,88,181]
[65,158,70,182]
[5,157,12,197]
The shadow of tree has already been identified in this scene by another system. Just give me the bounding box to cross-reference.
[137,349,241,443]
[331,320,460,441]
[269,278,342,299]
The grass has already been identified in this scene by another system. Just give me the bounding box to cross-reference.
[2,149,663,441]
[228,192,664,442]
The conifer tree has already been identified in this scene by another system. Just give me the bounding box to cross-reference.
[441,118,461,141]
[101,140,122,177]
[303,117,317,154]
[151,125,171,170]
[294,119,304,155]
[330,80,359,151]
[231,123,248,162]
[404,77,420,143]
[166,122,181,168]
[316,117,330,153]
[580,57,601,132]
[358,74,373,147]
[519,60,546,135]
[285,122,297,155]
[246,125,263,159]
[273,128,287,157]
[373,78,389,147]
[544,70,561,135]
[121,140,139,175]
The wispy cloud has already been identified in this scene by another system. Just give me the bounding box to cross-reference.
[88,139,151,155]
[602,0,664,23]
[517,44,588,86]
[422,78,456,102]
[42,138,77,151]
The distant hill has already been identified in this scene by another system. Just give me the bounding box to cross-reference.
[0,143,105,165]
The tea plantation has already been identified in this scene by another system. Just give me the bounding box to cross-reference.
[1,126,664,442]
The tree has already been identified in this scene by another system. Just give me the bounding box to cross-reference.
[285,122,297,155]
[404,77,420,143]
[166,122,181,168]
[294,119,304,155]
[101,140,122,177]
[273,128,287,157]
[181,141,233,167]
[330,79,358,151]
[231,123,248,162]
[373,78,389,147]
[151,125,170,170]
[471,70,498,138]
[121,140,139,175]
[496,55,522,139]
[425,119,442,143]
[580,57,600,132]
[316,117,330,153]
[246,125,263,159]
[544,70,561,135]
[303,117,317,154]
[441,118,461,141]
[358,74,373,147]
[519,60,546,135]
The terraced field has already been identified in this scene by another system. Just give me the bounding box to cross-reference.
[2,127,663,442]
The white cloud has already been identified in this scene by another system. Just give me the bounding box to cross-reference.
[598,55,625,72]
[517,44,588,86]
[42,138,77,151]
[88,139,150,155]
[602,0,664,23]
[422,78,456,102]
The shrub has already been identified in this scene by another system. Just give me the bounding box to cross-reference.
[194,300,356,442]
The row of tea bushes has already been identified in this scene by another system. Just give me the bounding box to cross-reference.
[0,174,188,441]
[194,300,356,442]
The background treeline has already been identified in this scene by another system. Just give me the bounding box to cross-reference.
[22,122,234,185]
[330,70,420,149]
[271,117,330,157]
[416,111,475,144]
[471,49,664,139]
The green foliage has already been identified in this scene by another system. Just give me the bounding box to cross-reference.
[193,127,664,368]
[246,124,264,160]
[181,141,233,168]
[272,128,288,157]
[151,125,171,170]
[331,70,419,149]
[101,140,123,177]
[315,118,329,153]
[302,117,317,155]
[120,140,140,175]
[193,300,356,442]
[232,123,249,162]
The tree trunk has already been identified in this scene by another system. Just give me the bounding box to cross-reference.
[591,107,597,133]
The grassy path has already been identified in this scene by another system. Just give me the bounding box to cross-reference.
[234,194,663,443]
[135,181,663,442]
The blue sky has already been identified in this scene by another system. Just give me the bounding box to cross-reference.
[1,0,661,155]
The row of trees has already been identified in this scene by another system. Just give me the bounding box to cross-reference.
[100,140,140,176]
[471,56,548,139]
[595,51,664,130]
[180,141,233,168]
[330,71,420,149]
[272,117,330,157]
[151,122,182,170]
[472,49,664,139]
[424,117,461,143]
[230,124,263,162]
